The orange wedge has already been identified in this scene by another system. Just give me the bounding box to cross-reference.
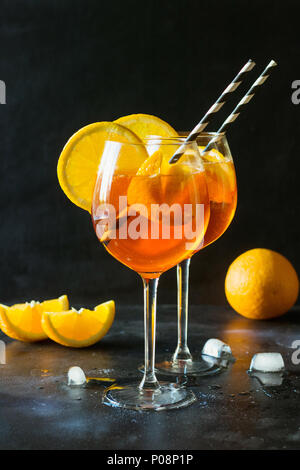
[41,300,115,348]
[127,150,163,209]
[198,147,225,163]
[0,295,69,342]
[199,147,236,204]
[114,113,178,140]
[127,147,202,210]
[115,113,180,164]
[57,122,147,212]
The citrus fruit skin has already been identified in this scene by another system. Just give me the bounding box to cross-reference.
[114,113,178,140]
[0,295,69,342]
[225,249,299,320]
[58,115,177,214]
[57,122,146,213]
[41,300,115,348]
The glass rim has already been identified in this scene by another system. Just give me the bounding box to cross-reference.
[144,132,227,145]
[143,135,198,146]
[104,137,200,147]
[103,132,227,147]
[178,131,227,143]
[178,131,225,137]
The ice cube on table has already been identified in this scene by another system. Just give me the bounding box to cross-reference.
[202,338,232,359]
[0,340,6,365]
[68,366,86,386]
[249,352,285,373]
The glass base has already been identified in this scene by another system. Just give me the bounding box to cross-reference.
[155,353,228,377]
[102,379,196,411]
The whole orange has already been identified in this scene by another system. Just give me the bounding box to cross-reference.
[225,248,299,320]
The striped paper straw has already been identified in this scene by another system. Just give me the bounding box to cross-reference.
[169,59,256,164]
[198,59,277,156]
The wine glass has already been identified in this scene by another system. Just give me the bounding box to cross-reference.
[156,132,237,376]
[91,136,210,410]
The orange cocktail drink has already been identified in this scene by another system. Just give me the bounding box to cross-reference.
[92,162,210,278]
[201,155,237,248]
[157,132,237,377]
[91,137,211,410]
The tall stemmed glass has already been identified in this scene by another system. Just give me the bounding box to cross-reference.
[157,132,237,376]
[91,136,210,410]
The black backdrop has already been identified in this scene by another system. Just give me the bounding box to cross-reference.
[0,0,299,307]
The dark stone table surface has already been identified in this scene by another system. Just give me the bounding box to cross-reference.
[0,304,300,450]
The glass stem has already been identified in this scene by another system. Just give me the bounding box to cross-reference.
[139,277,160,391]
[173,258,193,363]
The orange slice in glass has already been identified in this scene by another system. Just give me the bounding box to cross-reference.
[199,147,236,203]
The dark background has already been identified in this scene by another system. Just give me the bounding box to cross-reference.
[0,0,299,307]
